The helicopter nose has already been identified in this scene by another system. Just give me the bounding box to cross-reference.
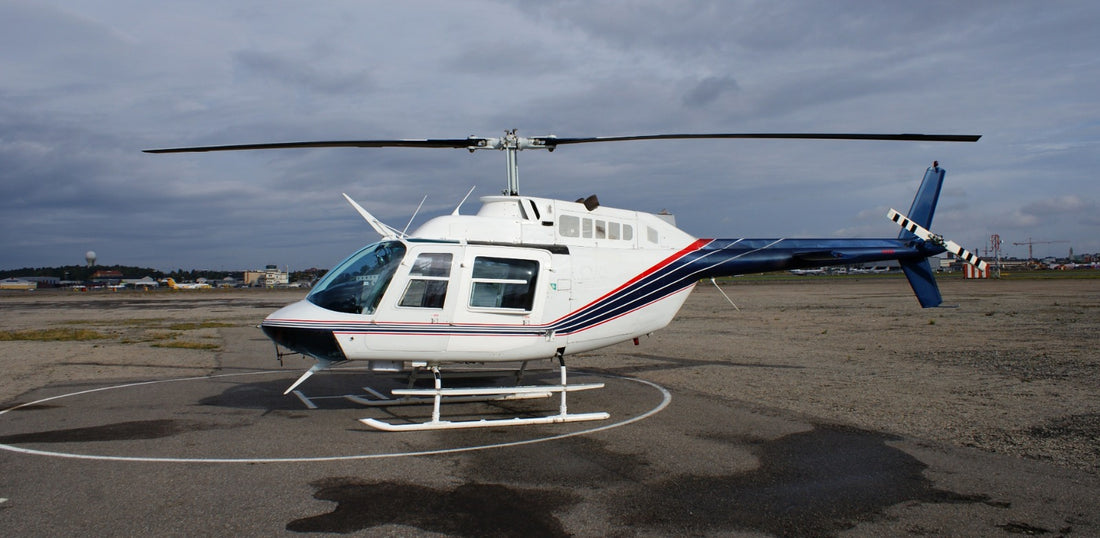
[261,301,347,362]
[261,324,346,362]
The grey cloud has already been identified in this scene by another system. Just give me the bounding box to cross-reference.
[233,50,373,95]
[3,1,1100,270]
[682,76,740,108]
[1019,195,1097,223]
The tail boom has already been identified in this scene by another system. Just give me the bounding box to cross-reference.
[689,238,930,278]
[686,237,946,307]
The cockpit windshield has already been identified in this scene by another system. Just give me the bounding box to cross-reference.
[307,241,406,314]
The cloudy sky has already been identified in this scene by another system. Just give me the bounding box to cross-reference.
[2,1,1097,272]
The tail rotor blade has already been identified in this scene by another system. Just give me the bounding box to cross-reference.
[942,238,988,272]
[887,208,987,271]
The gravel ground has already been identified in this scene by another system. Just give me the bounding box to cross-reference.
[582,276,1100,475]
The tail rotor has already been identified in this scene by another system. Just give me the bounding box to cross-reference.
[887,208,988,272]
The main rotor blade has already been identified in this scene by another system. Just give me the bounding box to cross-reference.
[541,133,981,147]
[144,138,486,154]
[145,132,981,154]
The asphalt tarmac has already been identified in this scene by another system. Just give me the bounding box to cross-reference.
[1,285,1098,536]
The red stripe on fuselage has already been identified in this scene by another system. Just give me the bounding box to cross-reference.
[561,238,711,321]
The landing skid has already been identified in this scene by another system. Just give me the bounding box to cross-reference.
[344,361,549,407]
[358,354,609,431]
[344,389,552,407]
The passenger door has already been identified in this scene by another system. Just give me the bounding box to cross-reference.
[447,246,558,358]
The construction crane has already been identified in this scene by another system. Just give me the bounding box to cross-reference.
[1013,237,1069,262]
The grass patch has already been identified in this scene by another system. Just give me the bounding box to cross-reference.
[120,330,181,344]
[63,319,240,330]
[64,318,168,327]
[0,328,112,341]
[64,318,240,331]
[165,321,239,330]
[151,341,221,350]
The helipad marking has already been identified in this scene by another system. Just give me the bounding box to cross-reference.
[0,370,670,464]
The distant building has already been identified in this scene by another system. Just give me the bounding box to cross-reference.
[263,264,289,287]
[91,270,123,285]
[243,270,265,287]
[23,276,60,287]
[0,278,37,290]
[244,265,289,287]
[122,276,159,289]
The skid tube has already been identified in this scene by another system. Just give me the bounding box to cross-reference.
[359,350,609,431]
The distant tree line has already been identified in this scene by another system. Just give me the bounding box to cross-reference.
[0,265,166,282]
[1,265,325,285]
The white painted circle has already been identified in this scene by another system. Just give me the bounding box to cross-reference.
[0,370,671,464]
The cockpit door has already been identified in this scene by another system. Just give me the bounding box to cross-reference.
[358,246,459,353]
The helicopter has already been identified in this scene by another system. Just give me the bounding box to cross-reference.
[146,130,984,431]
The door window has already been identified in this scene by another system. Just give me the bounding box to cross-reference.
[469,257,539,311]
[399,253,452,308]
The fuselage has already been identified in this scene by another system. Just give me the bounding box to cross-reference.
[261,195,938,368]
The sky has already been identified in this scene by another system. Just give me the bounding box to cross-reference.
[2,1,1098,273]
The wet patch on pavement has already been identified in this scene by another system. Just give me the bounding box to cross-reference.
[460,434,652,488]
[278,418,999,536]
[614,424,989,536]
[287,479,579,535]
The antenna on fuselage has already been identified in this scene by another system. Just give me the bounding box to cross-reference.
[402,195,427,236]
[342,193,400,239]
[452,186,476,215]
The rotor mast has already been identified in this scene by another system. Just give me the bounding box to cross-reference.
[468,129,555,196]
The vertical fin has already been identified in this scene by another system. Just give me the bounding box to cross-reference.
[896,163,948,307]
[900,163,945,240]
[900,258,943,308]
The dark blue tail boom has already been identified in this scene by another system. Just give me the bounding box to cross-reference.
[692,163,950,307]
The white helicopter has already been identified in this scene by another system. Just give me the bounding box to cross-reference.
[147,130,985,431]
